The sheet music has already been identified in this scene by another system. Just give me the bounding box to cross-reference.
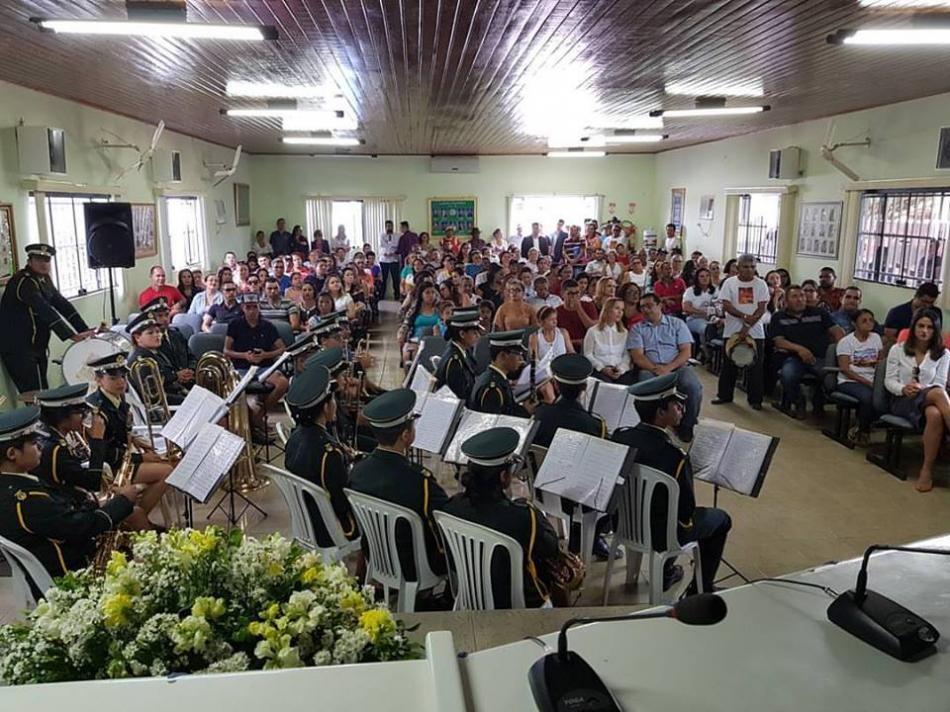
[715,428,775,495]
[589,381,629,433]
[410,363,433,396]
[226,366,259,407]
[491,414,536,459]
[413,395,462,455]
[689,419,734,480]
[533,429,628,511]
[160,386,224,447]
[578,377,599,410]
[443,410,499,463]
[166,423,245,502]
[514,348,555,389]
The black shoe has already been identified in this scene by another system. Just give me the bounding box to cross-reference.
[663,564,685,590]
[711,398,733,406]
[592,536,621,562]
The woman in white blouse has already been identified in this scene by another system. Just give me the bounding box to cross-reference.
[884,308,950,492]
[583,297,634,384]
[529,306,574,362]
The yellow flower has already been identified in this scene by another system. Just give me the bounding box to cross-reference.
[359,609,396,643]
[102,593,134,628]
[265,561,283,577]
[299,566,321,585]
[261,602,280,621]
[340,590,366,615]
[105,551,128,577]
[191,596,226,620]
[182,529,219,557]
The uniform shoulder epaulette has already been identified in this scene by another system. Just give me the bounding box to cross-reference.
[419,464,434,479]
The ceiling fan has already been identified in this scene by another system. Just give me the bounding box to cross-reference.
[204,145,242,187]
[820,121,870,182]
[98,119,165,182]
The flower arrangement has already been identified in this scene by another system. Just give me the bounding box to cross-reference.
[0,527,420,685]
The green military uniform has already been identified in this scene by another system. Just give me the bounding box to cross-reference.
[469,365,527,416]
[33,384,106,493]
[533,353,606,447]
[434,308,481,401]
[86,388,132,472]
[160,327,196,372]
[126,312,186,406]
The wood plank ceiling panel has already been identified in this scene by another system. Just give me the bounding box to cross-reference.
[0,1,948,154]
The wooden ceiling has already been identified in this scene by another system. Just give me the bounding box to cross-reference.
[2,1,950,155]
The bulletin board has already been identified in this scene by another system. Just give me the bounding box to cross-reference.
[428,197,477,237]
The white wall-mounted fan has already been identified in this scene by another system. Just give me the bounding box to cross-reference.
[820,121,870,182]
[98,120,165,182]
[204,145,242,187]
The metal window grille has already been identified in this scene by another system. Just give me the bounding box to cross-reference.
[735,193,779,263]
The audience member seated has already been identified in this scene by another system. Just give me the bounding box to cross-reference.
[127,313,188,406]
[584,248,608,277]
[444,428,561,608]
[260,277,302,331]
[556,279,599,352]
[612,373,732,595]
[627,293,701,442]
[528,276,562,310]
[835,308,883,444]
[682,267,720,353]
[202,281,242,332]
[800,279,821,309]
[188,272,223,316]
[770,284,844,418]
[529,306,574,365]
[830,286,864,334]
[884,308,950,493]
[817,267,844,311]
[138,265,185,314]
[584,297,635,385]
[617,282,644,328]
[883,282,940,346]
[349,389,449,580]
[493,279,538,331]
[398,282,441,368]
[469,330,535,416]
[652,260,687,316]
[176,269,198,311]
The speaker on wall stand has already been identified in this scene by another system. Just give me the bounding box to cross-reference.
[84,202,135,325]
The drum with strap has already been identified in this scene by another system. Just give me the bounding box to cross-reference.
[59,331,133,385]
[725,333,757,368]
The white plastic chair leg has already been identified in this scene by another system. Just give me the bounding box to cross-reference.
[691,548,705,595]
[601,536,623,606]
[577,511,601,569]
[623,547,642,587]
[649,554,665,604]
[398,581,419,613]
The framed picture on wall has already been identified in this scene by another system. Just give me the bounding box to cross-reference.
[670,188,686,229]
[132,203,158,259]
[0,203,18,286]
[234,183,251,227]
[699,195,715,221]
[428,197,477,237]
[796,201,842,259]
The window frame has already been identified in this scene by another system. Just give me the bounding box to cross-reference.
[507,193,603,238]
[735,192,781,264]
[160,195,208,273]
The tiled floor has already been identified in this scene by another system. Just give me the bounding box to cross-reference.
[2,301,949,624]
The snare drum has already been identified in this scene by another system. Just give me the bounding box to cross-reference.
[60,331,133,385]
[725,333,757,368]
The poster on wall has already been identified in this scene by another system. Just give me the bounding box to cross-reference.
[132,203,158,259]
[234,183,251,227]
[0,204,18,286]
[670,188,686,229]
[699,195,715,221]
[428,197,477,238]
[796,201,842,259]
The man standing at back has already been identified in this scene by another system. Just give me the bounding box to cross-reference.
[378,219,401,301]
[397,220,419,264]
[521,222,551,259]
[269,218,294,257]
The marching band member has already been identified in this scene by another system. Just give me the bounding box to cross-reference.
[434,307,481,400]
[468,330,536,416]
[532,354,606,447]
[143,296,196,387]
[127,312,188,406]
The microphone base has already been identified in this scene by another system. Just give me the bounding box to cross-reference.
[528,651,622,712]
[827,589,939,661]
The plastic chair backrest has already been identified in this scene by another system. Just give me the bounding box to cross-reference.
[171,323,194,341]
[209,321,230,335]
[0,535,54,610]
[871,357,890,414]
[417,335,446,374]
[267,319,295,350]
[188,333,226,361]
[275,421,291,446]
[434,511,525,610]
[823,342,839,393]
[614,464,680,553]
[172,312,202,337]
[344,488,441,590]
[473,334,492,374]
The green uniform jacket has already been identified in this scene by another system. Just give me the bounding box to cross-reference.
[468,365,528,416]
[33,428,105,493]
[434,340,476,401]
[0,268,88,355]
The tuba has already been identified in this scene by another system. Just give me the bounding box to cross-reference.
[195,351,266,493]
[91,442,136,573]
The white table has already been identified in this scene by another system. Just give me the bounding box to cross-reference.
[460,535,950,711]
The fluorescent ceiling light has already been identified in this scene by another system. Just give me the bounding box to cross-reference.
[664,77,764,97]
[546,151,606,158]
[32,18,276,40]
[283,112,357,131]
[226,81,331,98]
[838,28,950,45]
[547,134,607,148]
[282,137,361,147]
[859,0,950,6]
[651,106,769,118]
[604,134,667,144]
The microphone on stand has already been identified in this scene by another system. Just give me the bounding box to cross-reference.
[826,544,946,661]
[529,593,727,712]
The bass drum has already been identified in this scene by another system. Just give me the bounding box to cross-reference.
[60,331,133,385]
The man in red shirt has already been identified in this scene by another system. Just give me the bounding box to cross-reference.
[555,279,599,351]
[138,266,185,315]
[652,261,687,316]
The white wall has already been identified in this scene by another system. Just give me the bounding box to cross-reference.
[0,80,252,403]
[654,90,950,320]
[249,154,657,245]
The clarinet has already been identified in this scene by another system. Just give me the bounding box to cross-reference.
[528,349,537,406]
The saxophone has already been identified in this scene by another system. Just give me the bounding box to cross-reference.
[92,442,136,573]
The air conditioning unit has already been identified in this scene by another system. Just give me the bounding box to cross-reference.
[17,126,67,175]
[151,149,182,182]
[430,155,479,174]
[769,147,801,179]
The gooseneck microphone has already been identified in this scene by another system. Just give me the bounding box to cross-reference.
[529,593,727,712]
[827,544,948,661]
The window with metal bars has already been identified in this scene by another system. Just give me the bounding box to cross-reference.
[853,189,948,290]
[735,193,780,263]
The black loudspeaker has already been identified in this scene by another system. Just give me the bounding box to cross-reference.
[937,128,950,170]
[85,202,135,269]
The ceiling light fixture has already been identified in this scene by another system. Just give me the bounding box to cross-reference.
[547,135,607,149]
[226,80,332,98]
[651,96,770,118]
[282,112,357,132]
[828,27,950,45]
[282,136,362,147]
[31,18,277,40]
[546,151,606,158]
[664,77,764,98]
[604,133,668,144]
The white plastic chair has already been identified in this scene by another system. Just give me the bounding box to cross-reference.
[275,421,291,446]
[0,535,54,612]
[434,511,525,610]
[344,488,445,612]
[257,464,361,564]
[601,464,703,605]
[528,444,604,570]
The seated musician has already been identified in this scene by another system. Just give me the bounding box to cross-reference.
[222,293,289,443]
[434,307,482,400]
[533,354,606,447]
[143,296,196,390]
[85,351,172,521]
[468,330,536,417]
[349,389,449,580]
[201,281,242,332]
[611,373,732,595]
[32,384,154,531]
[284,364,358,547]
[0,406,139,577]
[444,427,561,609]
[127,312,188,406]
[305,345,376,452]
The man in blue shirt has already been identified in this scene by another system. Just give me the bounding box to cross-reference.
[269,218,294,257]
[626,293,701,442]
